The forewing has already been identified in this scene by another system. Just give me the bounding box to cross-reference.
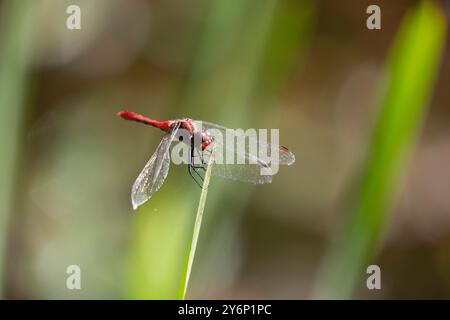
[195,120,294,184]
[131,123,180,209]
[196,120,295,166]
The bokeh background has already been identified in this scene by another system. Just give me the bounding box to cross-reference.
[0,0,449,299]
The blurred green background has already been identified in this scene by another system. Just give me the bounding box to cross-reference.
[0,0,448,299]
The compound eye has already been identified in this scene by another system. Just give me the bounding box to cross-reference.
[178,136,184,142]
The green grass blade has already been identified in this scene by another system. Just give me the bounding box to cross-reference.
[177,158,214,300]
[314,1,447,299]
[0,0,35,297]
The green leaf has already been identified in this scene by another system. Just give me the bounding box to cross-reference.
[314,1,447,299]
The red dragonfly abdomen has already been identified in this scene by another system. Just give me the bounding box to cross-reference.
[117,110,172,132]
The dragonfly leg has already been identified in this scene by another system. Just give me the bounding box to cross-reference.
[192,165,210,191]
[200,148,213,165]
[188,164,203,188]
[188,149,205,188]
[193,165,206,172]
[192,148,204,165]
[192,162,206,181]
[193,152,207,171]
[189,146,210,188]
[192,147,212,166]
[192,164,204,181]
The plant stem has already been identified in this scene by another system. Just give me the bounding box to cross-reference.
[177,158,214,300]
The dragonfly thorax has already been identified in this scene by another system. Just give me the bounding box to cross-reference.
[176,118,196,133]
[174,119,213,151]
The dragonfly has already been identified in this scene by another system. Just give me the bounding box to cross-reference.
[117,110,295,209]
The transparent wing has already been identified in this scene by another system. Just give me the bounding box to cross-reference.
[131,123,180,209]
[196,120,295,165]
[210,148,273,184]
[194,120,295,184]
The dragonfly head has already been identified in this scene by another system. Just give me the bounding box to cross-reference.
[200,130,214,151]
